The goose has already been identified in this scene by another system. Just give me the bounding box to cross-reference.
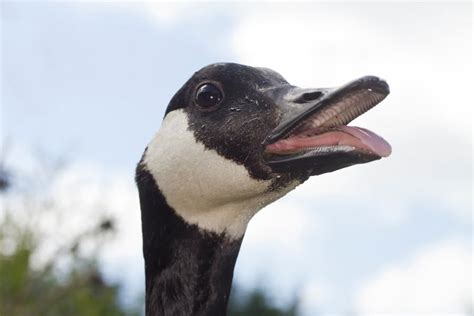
[135,63,391,315]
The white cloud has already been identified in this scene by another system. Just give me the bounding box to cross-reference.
[354,239,472,314]
[143,3,198,26]
[139,2,218,27]
[244,197,317,252]
[69,1,199,27]
[300,280,330,314]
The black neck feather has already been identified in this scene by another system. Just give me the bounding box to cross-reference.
[136,164,243,316]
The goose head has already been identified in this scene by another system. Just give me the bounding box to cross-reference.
[139,62,391,238]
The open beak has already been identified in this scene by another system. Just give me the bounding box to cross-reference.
[263,76,391,176]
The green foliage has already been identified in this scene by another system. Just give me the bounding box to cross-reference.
[0,214,140,316]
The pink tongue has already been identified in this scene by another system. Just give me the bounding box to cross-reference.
[339,126,392,157]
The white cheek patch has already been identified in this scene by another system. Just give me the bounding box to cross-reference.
[143,109,299,239]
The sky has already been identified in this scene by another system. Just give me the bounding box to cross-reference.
[1,2,472,315]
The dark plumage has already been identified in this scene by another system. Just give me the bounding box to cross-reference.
[137,164,241,315]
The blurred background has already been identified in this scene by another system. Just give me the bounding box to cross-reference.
[0,2,472,315]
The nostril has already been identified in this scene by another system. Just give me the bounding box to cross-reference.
[302,91,323,101]
[295,91,324,103]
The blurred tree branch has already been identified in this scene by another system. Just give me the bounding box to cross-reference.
[0,156,140,316]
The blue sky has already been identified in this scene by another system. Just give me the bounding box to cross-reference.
[2,3,234,167]
[1,2,472,315]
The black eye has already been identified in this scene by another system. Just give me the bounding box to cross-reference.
[195,83,223,109]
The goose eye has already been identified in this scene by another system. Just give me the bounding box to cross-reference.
[195,83,223,109]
